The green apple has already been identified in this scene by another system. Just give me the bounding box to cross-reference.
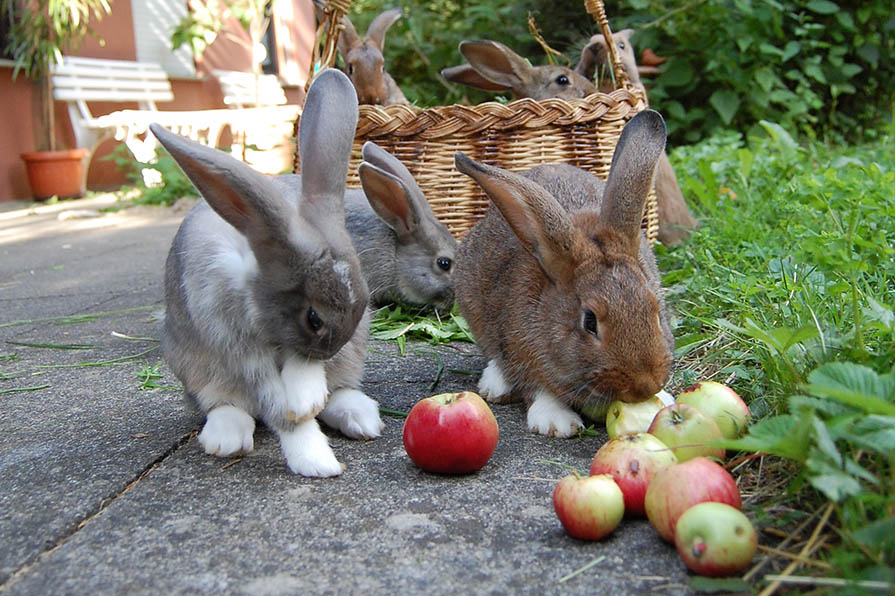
[674,502,758,576]
[675,381,751,440]
[552,474,625,540]
[605,395,666,439]
[648,403,725,462]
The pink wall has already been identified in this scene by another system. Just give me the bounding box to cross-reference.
[0,0,313,202]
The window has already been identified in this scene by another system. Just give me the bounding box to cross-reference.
[131,0,196,77]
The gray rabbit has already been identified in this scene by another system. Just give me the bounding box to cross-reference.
[453,110,675,438]
[290,142,458,309]
[153,69,383,478]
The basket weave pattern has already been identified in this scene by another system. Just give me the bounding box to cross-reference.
[297,1,659,242]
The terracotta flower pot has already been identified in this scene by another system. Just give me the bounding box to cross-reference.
[20,148,88,200]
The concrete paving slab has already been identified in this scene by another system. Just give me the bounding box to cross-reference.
[0,197,696,594]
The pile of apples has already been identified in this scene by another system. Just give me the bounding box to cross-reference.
[554,381,758,577]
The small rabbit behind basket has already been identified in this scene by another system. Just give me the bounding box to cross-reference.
[576,31,697,246]
[453,110,675,438]
[332,5,408,106]
[154,69,383,478]
[440,39,596,101]
[345,142,458,310]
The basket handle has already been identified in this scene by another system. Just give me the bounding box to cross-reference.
[583,0,636,93]
[305,0,352,92]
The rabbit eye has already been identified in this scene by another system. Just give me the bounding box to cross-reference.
[436,257,452,272]
[307,308,323,332]
[582,309,599,338]
[347,64,354,76]
[618,41,626,50]
[556,74,570,86]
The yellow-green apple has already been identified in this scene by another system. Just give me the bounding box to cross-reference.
[589,433,678,516]
[402,391,499,474]
[553,473,625,540]
[644,457,742,542]
[674,502,758,576]
[648,403,725,462]
[605,395,666,439]
[675,381,751,440]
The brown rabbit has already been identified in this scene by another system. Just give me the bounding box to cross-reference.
[453,110,675,438]
[336,7,408,105]
[576,31,697,246]
[440,40,596,101]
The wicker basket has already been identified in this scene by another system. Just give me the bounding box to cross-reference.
[297,0,658,242]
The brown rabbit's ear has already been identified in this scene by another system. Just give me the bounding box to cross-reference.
[574,34,605,80]
[337,14,362,56]
[365,8,402,50]
[600,109,666,256]
[458,40,533,92]
[455,153,577,283]
[441,64,512,92]
[357,161,420,239]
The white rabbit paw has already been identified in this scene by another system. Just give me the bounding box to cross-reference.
[198,405,255,456]
[478,360,516,403]
[527,390,584,438]
[281,356,328,424]
[318,388,384,440]
[278,419,344,477]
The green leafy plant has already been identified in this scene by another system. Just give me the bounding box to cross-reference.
[1,0,112,151]
[104,144,199,206]
[370,303,473,355]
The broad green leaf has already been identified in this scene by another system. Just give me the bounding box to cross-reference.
[709,90,741,125]
[852,518,895,550]
[806,471,863,501]
[803,363,895,415]
[690,576,754,593]
[759,120,800,151]
[806,0,839,14]
[782,41,801,62]
[716,414,811,461]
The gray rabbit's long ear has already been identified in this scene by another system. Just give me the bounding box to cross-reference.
[298,68,358,229]
[441,63,511,92]
[366,7,401,50]
[150,123,288,242]
[458,40,533,92]
[358,161,420,239]
[455,152,577,283]
[359,142,437,217]
[600,109,666,256]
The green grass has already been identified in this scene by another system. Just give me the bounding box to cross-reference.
[661,120,895,588]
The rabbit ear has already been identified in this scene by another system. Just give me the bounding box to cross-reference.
[455,152,577,282]
[298,68,358,231]
[358,162,420,239]
[338,14,362,56]
[574,34,605,80]
[366,7,401,50]
[458,40,533,91]
[600,109,666,256]
[150,123,289,243]
[441,64,512,92]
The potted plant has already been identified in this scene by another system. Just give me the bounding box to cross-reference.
[2,0,111,199]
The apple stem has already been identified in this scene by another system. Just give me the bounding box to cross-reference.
[692,538,707,559]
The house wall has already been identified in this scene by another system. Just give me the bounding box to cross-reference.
[0,0,314,202]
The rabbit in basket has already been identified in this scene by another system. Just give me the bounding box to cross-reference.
[345,142,458,310]
[153,69,383,478]
[324,3,408,106]
[453,109,675,438]
[440,39,596,101]
[576,30,697,246]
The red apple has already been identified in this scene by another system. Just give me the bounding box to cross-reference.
[675,502,758,576]
[589,433,678,516]
[648,403,725,462]
[675,381,751,440]
[553,473,625,540]
[644,457,742,542]
[402,391,499,474]
[605,395,666,439]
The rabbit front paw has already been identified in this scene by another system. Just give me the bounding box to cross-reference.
[318,388,384,439]
[198,405,255,456]
[527,390,584,438]
[281,356,328,423]
[478,360,517,403]
[278,419,344,477]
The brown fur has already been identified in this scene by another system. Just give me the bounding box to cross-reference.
[337,8,408,106]
[454,111,675,420]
